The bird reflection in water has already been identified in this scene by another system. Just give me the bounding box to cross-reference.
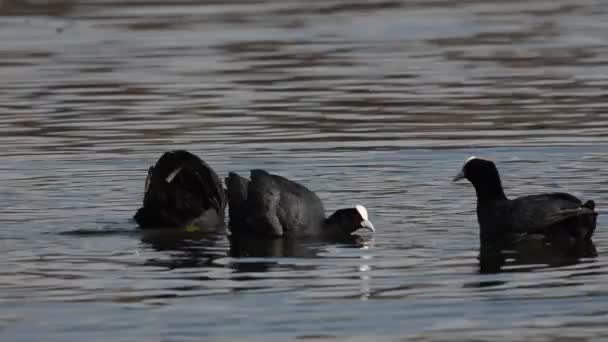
[139,225,373,274]
[478,233,597,274]
[139,227,226,270]
[228,231,373,274]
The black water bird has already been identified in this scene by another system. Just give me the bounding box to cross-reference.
[225,170,375,239]
[134,150,226,229]
[453,156,598,247]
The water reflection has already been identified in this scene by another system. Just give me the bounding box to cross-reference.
[228,230,370,256]
[228,236,319,274]
[140,228,226,270]
[229,235,317,259]
[478,235,598,273]
[229,234,370,273]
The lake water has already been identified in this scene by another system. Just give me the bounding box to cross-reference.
[2,0,608,341]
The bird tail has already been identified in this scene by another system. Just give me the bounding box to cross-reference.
[225,172,249,222]
[583,200,597,215]
[583,200,598,239]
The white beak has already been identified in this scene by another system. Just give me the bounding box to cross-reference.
[359,220,376,232]
[452,170,465,182]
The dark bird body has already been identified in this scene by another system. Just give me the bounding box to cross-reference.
[454,157,598,246]
[134,150,226,229]
[479,193,596,242]
[225,170,374,239]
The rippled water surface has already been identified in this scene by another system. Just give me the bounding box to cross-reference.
[2,0,608,341]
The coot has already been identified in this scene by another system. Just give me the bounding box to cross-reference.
[225,170,374,239]
[453,156,597,245]
[134,150,226,229]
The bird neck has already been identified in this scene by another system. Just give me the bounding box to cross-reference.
[472,170,507,202]
[323,211,350,236]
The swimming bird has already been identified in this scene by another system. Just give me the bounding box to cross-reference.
[225,170,375,239]
[134,150,226,229]
[453,156,597,246]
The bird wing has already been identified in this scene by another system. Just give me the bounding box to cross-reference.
[245,170,284,237]
[143,151,224,215]
[171,155,226,213]
[505,192,594,233]
[248,170,326,236]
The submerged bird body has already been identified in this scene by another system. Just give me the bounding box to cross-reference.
[226,170,374,239]
[454,157,597,245]
[134,150,226,229]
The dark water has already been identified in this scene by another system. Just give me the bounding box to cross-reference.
[2,0,608,340]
